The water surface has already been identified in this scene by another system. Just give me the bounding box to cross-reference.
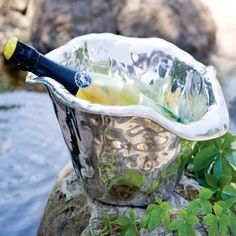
[0,91,69,236]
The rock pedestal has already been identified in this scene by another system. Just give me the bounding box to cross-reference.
[37,163,207,236]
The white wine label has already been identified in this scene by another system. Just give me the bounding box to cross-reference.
[74,71,92,89]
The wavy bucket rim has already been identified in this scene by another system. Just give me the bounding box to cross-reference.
[26,33,229,141]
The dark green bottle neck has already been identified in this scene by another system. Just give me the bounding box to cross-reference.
[9,41,81,95]
[9,41,39,72]
[35,55,78,94]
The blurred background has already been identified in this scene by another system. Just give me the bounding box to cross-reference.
[0,0,235,235]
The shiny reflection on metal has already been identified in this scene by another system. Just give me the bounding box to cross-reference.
[27,33,228,141]
[26,33,229,205]
[48,94,180,205]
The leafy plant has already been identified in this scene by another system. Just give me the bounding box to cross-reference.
[114,209,138,236]
[100,188,236,236]
[100,215,113,236]
[99,132,236,236]
[203,199,236,236]
[193,132,236,200]
[178,139,196,179]
[169,208,198,236]
[139,197,171,230]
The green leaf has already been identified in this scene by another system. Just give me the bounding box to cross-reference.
[101,215,112,234]
[213,138,223,149]
[221,214,230,226]
[222,133,236,148]
[148,179,159,192]
[199,188,214,200]
[161,201,171,211]
[219,217,229,236]
[204,214,216,224]
[89,228,95,236]
[208,219,218,236]
[195,141,214,151]
[155,196,171,211]
[169,219,181,230]
[155,196,162,205]
[124,224,137,236]
[232,173,236,183]
[187,215,199,225]
[225,152,236,167]
[179,208,187,220]
[129,209,136,222]
[222,185,236,197]
[162,213,170,230]
[139,215,149,228]
[195,169,209,187]
[219,175,232,189]
[186,223,196,236]
[199,199,212,214]
[147,208,162,230]
[147,204,159,213]
[229,212,236,236]
[187,200,200,214]
[217,199,236,209]
[213,203,223,216]
[213,153,223,179]
[178,223,188,236]
[193,148,217,171]
[205,173,218,188]
[222,157,233,176]
[115,215,130,226]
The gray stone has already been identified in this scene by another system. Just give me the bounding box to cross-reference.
[0,0,39,88]
[117,0,216,61]
[0,0,38,51]
[29,0,215,59]
[30,0,125,54]
[37,162,207,236]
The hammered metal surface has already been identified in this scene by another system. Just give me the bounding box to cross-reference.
[50,92,180,205]
[26,33,229,205]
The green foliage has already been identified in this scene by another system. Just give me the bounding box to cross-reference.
[145,178,159,194]
[198,188,213,213]
[89,228,95,236]
[100,215,112,236]
[193,133,236,201]
[178,139,195,179]
[100,132,236,236]
[114,209,138,236]
[203,200,236,236]
[169,207,198,236]
[193,132,236,174]
[139,197,171,230]
[101,187,236,236]
[178,132,236,201]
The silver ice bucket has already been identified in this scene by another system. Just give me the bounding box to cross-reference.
[26,33,229,206]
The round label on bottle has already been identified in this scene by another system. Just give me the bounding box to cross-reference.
[74,71,92,89]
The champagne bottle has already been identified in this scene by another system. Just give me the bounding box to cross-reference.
[3,37,182,122]
[3,37,144,105]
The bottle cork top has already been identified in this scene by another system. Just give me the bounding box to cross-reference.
[3,37,18,60]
